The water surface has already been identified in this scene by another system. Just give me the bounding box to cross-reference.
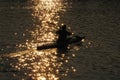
[0,0,120,80]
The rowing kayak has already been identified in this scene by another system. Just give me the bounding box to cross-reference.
[37,36,85,50]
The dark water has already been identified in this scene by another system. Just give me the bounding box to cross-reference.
[0,0,120,80]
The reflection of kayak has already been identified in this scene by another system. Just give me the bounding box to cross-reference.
[37,36,85,50]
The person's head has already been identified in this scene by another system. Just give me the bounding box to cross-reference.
[61,25,66,30]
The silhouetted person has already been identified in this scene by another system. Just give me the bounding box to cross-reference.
[37,25,85,51]
[56,25,72,51]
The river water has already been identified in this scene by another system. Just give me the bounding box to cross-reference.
[0,0,120,80]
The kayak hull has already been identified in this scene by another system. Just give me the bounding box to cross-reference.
[37,36,85,50]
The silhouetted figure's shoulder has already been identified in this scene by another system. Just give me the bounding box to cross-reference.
[56,25,72,35]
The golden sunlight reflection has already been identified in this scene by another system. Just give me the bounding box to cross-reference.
[30,0,67,44]
[4,49,77,80]
[0,0,78,80]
